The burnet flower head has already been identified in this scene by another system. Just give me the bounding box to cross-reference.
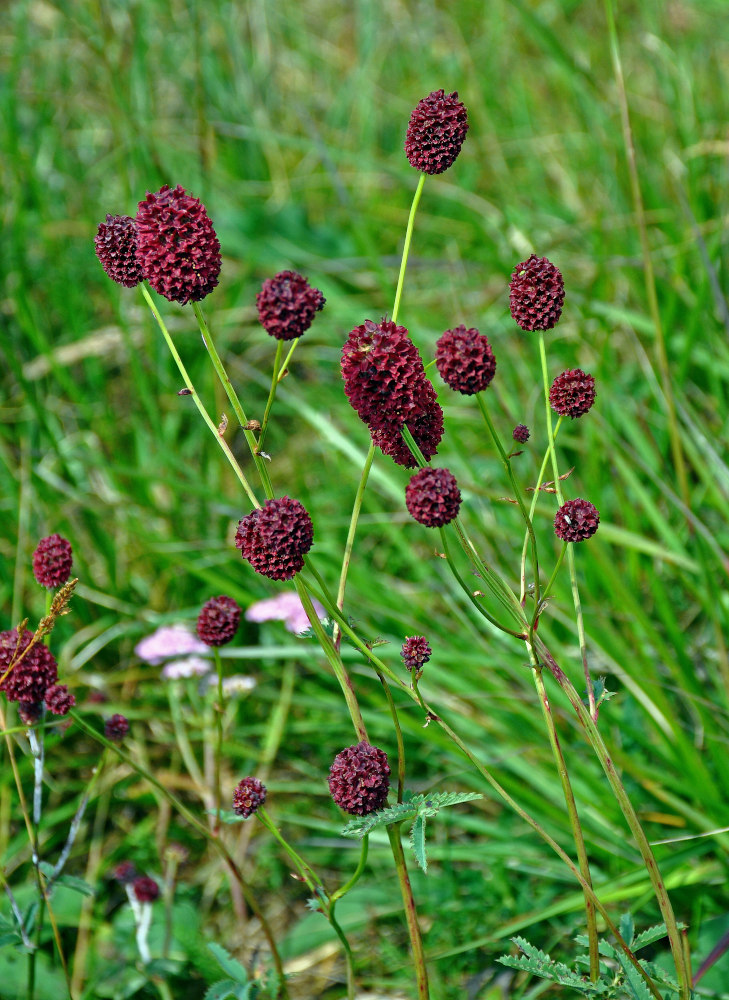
[509,254,565,332]
[32,534,73,589]
[256,271,325,341]
[405,467,461,527]
[328,741,390,816]
[554,499,600,543]
[0,628,58,704]
[404,90,469,175]
[235,497,314,581]
[94,215,144,288]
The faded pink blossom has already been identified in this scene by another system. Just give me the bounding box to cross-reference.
[244,592,325,635]
[135,625,207,665]
[161,656,211,680]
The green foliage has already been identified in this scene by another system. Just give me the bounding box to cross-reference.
[203,943,259,1000]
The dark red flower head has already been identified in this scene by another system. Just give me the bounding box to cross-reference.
[18,702,43,726]
[554,498,600,542]
[197,595,241,647]
[404,90,469,175]
[235,497,314,581]
[436,325,496,395]
[105,714,129,743]
[401,636,431,675]
[549,369,596,419]
[32,534,73,589]
[405,467,461,527]
[44,684,75,716]
[512,424,530,443]
[95,215,144,288]
[232,776,267,818]
[0,629,58,703]
[133,876,159,903]
[509,254,565,331]
[256,270,325,341]
[114,861,138,884]
[328,741,390,816]
[135,184,221,305]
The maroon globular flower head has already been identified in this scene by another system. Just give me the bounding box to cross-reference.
[256,270,325,341]
[404,90,469,175]
[95,215,144,288]
[18,702,43,726]
[370,381,444,468]
[554,499,600,543]
[549,369,596,419]
[114,861,137,885]
[197,595,241,647]
[44,684,75,716]
[105,714,130,743]
[509,254,565,332]
[132,876,160,903]
[436,325,496,395]
[401,636,431,674]
[135,184,221,305]
[405,467,461,528]
[235,497,314,581]
[0,629,58,704]
[512,424,530,443]
[329,741,390,816]
[232,776,267,818]
[32,534,73,589]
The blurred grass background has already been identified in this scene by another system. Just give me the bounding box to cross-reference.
[2,0,729,996]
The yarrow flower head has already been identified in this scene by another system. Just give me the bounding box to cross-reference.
[554,498,600,543]
[235,497,314,581]
[435,325,496,395]
[0,629,58,704]
[105,714,129,743]
[405,467,461,527]
[196,596,241,647]
[245,591,325,635]
[232,776,267,818]
[94,215,144,288]
[401,636,431,676]
[135,184,221,305]
[135,624,207,665]
[404,90,469,175]
[549,369,596,419]
[509,254,565,332]
[512,424,530,443]
[256,270,325,341]
[341,319,444,468]
[132,876,160,903]
[32,534,73,589]
[44,683,75,716]
[328,741,390,816]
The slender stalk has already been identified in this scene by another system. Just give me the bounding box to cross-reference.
[538,541,567,611]
[141,285,259,508]
[375,670,406,802]
[392,173,426,324]
[49,751,106,887]
[257,807,323,892]
[257,339,285,452]
[387,825,429,999]
[519,418,563,604]
[333,443,375,650]
[2,878,32,948]
[213,648,224,834]
[330,836,369,904]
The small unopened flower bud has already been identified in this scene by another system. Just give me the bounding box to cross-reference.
[232,777,267,818]
[105,714,129,743]
[401,636,431,674]
[512,424,530,443]
[44,683,75,716]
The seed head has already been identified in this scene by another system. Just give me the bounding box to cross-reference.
[132,876,160,903]
[509,254,565,332]
[0,629,58,703]
[436,325,496,395]
[232,776,267,818]
[256,270,325,341]
[401,636,431,674]
[197,595,241,647]
[404,90,469,175]
[512,424,530,443]
[328,741,390,816]
[32,534,73,589]
[95,215,144,288]
[549,369,596,419]
[405,467,461,527]
[554,498,600,543]
[44,684,75,716]
[135,185,221,305]
[235,497,314,581]
[105,714,130,743]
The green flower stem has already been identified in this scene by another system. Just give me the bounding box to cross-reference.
[529,657,599,981]
[535,640,689,998]
[49,750,107,888]
[452,517,526,627]
[279,339,300,381]
[191,300,274,499]
[392,173,426,325]
[141,285,260,509]
[333,443,375,651]
[213,648,224,834]
[387,824,429,999]
[68,710,289,999]
[257,807,323,892]
[475,392,541,617]
[167,685,206,796]
[539,332,596,720]
[519,417,563,604]
[538,541,567,612]
[330,836,369,904]
[257,339,285,453]
[326,904,356,1000]
[295,575,368,742]
[375,670,406,802]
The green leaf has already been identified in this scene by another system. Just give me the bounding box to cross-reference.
[207,942,249,985]
[203,980,240,1000]
[615,953,656,1000]
[497,938,611,995]
[632,922,670,951]
[341,801,419,838]
[207,809,246,824]
[52,873,95,897]
[619,912,635,947]
[410,813,427,873]
[411,791,484,815]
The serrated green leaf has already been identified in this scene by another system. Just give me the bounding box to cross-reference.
[638,959,679,992]
[619,912,635,947]
[341,801,419,838]
[575,934,616,959]
[38,861,55,879]
[410,791,484,816]
[632,923,670,951]
[203,980,240,1000]
[615,952,655,1000]
[207,942,249,984]
[497,952,610,993]
[52,873,95,897]
[0,931,22,947]
[410,814,427,873]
